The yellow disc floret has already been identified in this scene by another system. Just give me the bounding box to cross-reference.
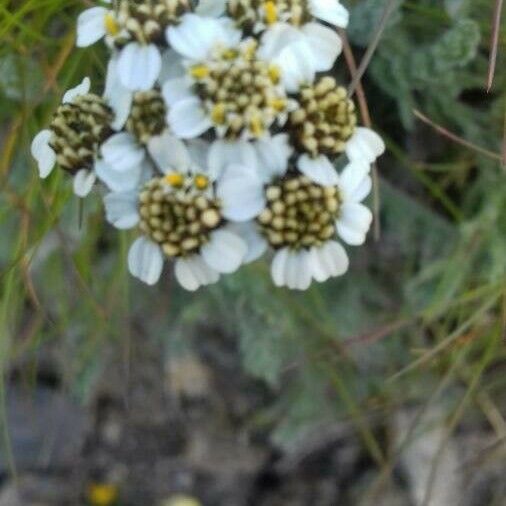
[263,1,278,24]
[104,13,120,37]
[190,40,289,139]
[257,174,342,250]
[165,172,184,187]
[194,174,210,190]
[138,177,223,258]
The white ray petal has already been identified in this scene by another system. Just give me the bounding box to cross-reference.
[162,77,193,107]
[104,57,133,130]
[128,237,164,285]
[31,129,56,178]
[271,248,289,287]
[336,203,373,245]
[226,222,268,263]
[167,14,241,60]
[285,250,311,290]
[77,7,107,47]
[95,159,143,192]
[63,77,91,103]
[346,127,385,164]
[101,133,145,172]
[254,134,291,182]
[338,160,371,202]
[297,154,339,186]
[117,42,162,91]
[174,255,220,291]
[148,131,191,174]
[201,229,247,273]
[73,169,96,197]
[309,0,349,28]
[208,139,258,180]
[310,241,349,282]
[301,23,342,72]
[104,191,140,230]
[217,163,265,222]
[168,97,212,139]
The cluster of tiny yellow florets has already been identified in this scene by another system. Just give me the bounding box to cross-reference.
[227,0,312,31]
[126,89,167,145]
[257,174,342,249]
[105,0,191,47]
[190,41,288,139]
[289,76,357,158]
[138,175,223,258]
[48,94,113,174]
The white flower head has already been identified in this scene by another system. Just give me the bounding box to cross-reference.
[104,132,248,289]
[286,75,385,173]
[226,0,349,33]
[216,136,374,289]
[219,0,347,74]
[165,14,296,140]
[31,77,113,197]
[78,0,192,91]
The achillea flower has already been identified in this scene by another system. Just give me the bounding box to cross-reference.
[77,0,192,90]
[31,78,114,197]
[216,136,374,289]
[104,133,248,289]
[164,14,315,139]
[32,0,387,290]
[202,0,346,73]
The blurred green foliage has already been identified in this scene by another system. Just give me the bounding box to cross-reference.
[0,0,505,494]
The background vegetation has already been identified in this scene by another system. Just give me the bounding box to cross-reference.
[0,0,505,504]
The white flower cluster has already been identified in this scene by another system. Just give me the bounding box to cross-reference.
[32,0,385,291]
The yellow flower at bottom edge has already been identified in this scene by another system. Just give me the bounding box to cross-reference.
[87,483,119,506]
[161,494,202,506]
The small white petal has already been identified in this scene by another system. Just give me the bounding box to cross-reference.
[201,229,247,273]
[101,133,145,172]
[104,57,133,130]
[167,14,241,60]
[62,77,91,103]
[73,169,96,197]
[95,159,142,192]
[336,203,373,245]
[276,40,315,93]
[271,248,289,287]
[297,154,339,186]
[159,49,186,82]
[217,163,265,222]
[346,127,386,164]
[301,23,342,72]
[31,129,56,178]
[168,97,212,139]
[104,191,139,229]
[148,131,191,174]
[226,222,268,263]
[128,237,164,285]
[174,255,220,291]
[117,43,162,91]
[162,77,193,107]
[195,0,227,17]
[351,176,372,203]
[208,139,258,180]
[258,23,302,61]
[76,7,107,47]
[255,134,291,182]
[187,139,210,173]
[338,160,371,202]
[285,250,312,290]
[309,0,349,28]
[310,241,349,282]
